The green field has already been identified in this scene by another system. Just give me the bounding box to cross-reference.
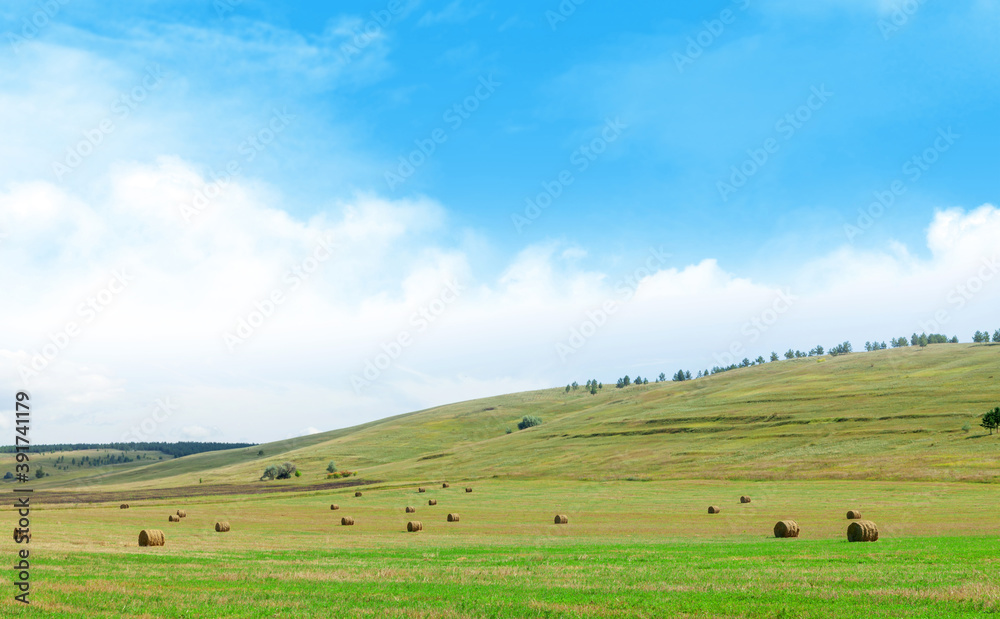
[3,344,1000,616]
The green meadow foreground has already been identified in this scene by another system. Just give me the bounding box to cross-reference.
[3,480,1000,617]
[3,345,1000,616]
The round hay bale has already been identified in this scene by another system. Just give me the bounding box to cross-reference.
[355,491,363,497]
[407,521,423,532]
[405,506,416,513]
[418,487,426,493]
[846,510,862,520]
[168,514,180,522]
[773,520,800,538]
[708,506,721,514]
[442,482,450,488]
[447,513,460,522]
[740,495,751,504]
[120,504,129,509]
[341,517,355,526]
[13,528,30,543]
[554,515,569,524]
[428,499,437,506]
[215,521,230,533]
[176,510,187,518]
[138,529,165,547]
[465,487,473,493]
[847,520,879,542]
[330,504,340,510]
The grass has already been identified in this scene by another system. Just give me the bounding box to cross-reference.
[27,344,1000,492]
[3,345,1000,616]
[3,479,999,617]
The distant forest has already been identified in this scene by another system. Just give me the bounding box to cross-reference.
[0,442,255,458]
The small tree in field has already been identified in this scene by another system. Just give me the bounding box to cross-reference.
[261,465,278,480]
[518,415,542,430]
[276,462,297,479]
[326,461,337,473]
[982,407,1000,435]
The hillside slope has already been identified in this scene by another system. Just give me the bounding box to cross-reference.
[48,344,1000,491]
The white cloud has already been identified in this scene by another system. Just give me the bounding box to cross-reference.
[2,155,999,442]
[417,0,484,26]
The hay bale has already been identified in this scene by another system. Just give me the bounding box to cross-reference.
[120,504,129,509]
[355,491,363,497]
[418,487,426,493]
[447,513,460,522]
[554,515,569,524]
[740,496,751,504]
[215,521,230,533]
[138,529,165,547]
[846,510,862,520]
[341,517,355,526]
[407,521,423,532]
[847,520,879,542]
[465,487,473,493]
[13,528,30,542]
[168,514,180,522]
[708,506,721,514]
[773,520,800,538]
[330,504,340,510]
[442,482,450,488]
[176,510,187,518]
[428,499,437,506]
[405,506,416,513]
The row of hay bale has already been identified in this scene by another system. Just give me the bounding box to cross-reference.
[137,521,230,546]
[365,486,474,495]
[707,497,878,542]
[771,519,878,541]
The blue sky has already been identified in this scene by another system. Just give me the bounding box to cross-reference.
[2,0,999,442]
[9,0,997,271]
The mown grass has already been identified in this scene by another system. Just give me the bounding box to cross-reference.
[3,537,998,617]
[3,479,1000,616]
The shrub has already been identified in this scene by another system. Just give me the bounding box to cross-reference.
[326,461,337,473]
[294,470,302,477]
[260,465,278,480]
[517,415,542,430]
[276,462,297,479]
[505,428,513,434]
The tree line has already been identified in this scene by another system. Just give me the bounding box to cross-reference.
[0,441,255,458]
[568,329,998,391]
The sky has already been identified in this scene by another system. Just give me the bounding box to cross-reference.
[1,0,998,444]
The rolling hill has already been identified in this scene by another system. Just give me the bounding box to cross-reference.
[39,343,1000,493]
